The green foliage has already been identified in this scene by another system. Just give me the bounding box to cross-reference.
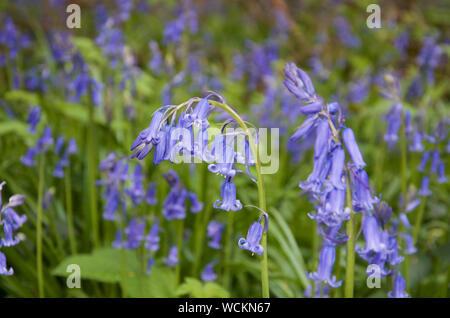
[176,278,230,298]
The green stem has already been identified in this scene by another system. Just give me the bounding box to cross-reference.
[222,211,234,290]
[65,168,77,254]
[36,153,45,298]
[174,219,184,290]
[209,100,269,298]
[413,197,427,244]
[344,173,355,298]
[88,103,99,248]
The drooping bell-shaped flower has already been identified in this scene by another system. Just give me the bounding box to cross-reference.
[35,126,54,153]
[20,147,37,167]
[144,220,160,252]
[388,272,409,298]
[418,176,431,196]
[208,134,237,178]
[0,252,14,276]
[290,114,319,141]
[130,108,166,160]
[207,220,224,249]
[146,183,157,205]
[112,229,123,249]
[238,221,264,255]
[188,192,203,213]
[214,178,242,212]
[409,132,424,152]
[125,164,145,206]
[124,219,145,249]
[163,246,179,267]
[351,169,379,212]
[326,147,346,190]
[402,233,417,255]
[437,162,447,183]
[201,262,217,282]
[185,98,210,128]
[26,106,41,134]
[310,188,350,227]
[283,62,319,104]
[357,215,387,259]
[418,151,430,172]
[342,128,366,169]
[306,243,342,288]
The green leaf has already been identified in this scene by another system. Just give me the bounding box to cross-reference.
[0,120,29,138]
[4,90,40,105]
[176,277,230,298]
[52,248,175,297]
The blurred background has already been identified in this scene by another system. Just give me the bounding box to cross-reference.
[0,0,448,298]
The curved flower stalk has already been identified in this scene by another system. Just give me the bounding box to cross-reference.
[284,62,405,298]
[0,181,26,276]
[130,93,269,297]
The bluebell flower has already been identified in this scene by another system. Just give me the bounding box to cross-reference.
[102,185,121,221]
[399,213,411,229]
[406,76,423,100]
[310,188,350,227]
[417,37,443,85]
[124,219,145,249]
[430,150,440,174]
[326,147,346,190]
[146,258,155,275]
[125,165,145,206]
[163,14,185,45]
[112,229,123,249]
[437,162,447,183]
[146,183,157,205]
[388,272,409,298]
[394,31,409,57]
[409,132,424,152]
[334,17,361,48]
[42,188,55,210]
[418,151,430,172]
[306,243,342,288]
[207,220,224,250]
[35,126,54,153]
[0,252,13,276]
[350,169,379,212]
[383,103,402,147]
[188,192,203,213]
[67,138,77,155]
[201,263,217,282]
[163,246,179,267]
[214,178,242,212]
[148,41,163,75]
[387,236,404,266]
[208,134,237,178]
[418,176,431,196]
[238,221,264,255]
[54,136,64,156]
[144,220,160,252]
[342,128,366,169]
[20,147,37,167]
[402,233,417,255]
[283,62,320,104]
[26,106,41,134]
[290,114,319,141]
[357,215,387,259]
[185,98,210,128]
[131,108,167,160]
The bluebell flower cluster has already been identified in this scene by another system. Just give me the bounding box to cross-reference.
[53,137,77,178]
[0,182,27,276]
[20,126,54,167]
[284,62,407,296]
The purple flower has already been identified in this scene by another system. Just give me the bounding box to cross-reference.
[388,272,409,298]
[290,115,319,141]
[431,150,440,174]
[418,176,431,196]
[131,108,167,160]
[343,128,366,169]
[437,162,447,183]
[326,147,346,190]
[418,151,430,172]
[163,246,179,267]
[112,230,123,249]
[188,192,203,213]
[20,147,37,167]
[357,215,387,258]
[409,132,424,152]
[402,233,417,255]
[144,220,160,252]
[0,252,13,276]
[148,41,163,75]
[124,219,145,249]
[35,126,54,153]
[26,106,41,134]
[351,169,379,212]
[238,222,264,255]
[146,258,155,275]
[201,263,217,282]
[207,220,224,250]
[208,134,237,178]
[185,98,210,128]
[125,165,145,206]
[214,178,242,212]
[306,243,342,288]
[146,183,157,205]
[283,62,319,104]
